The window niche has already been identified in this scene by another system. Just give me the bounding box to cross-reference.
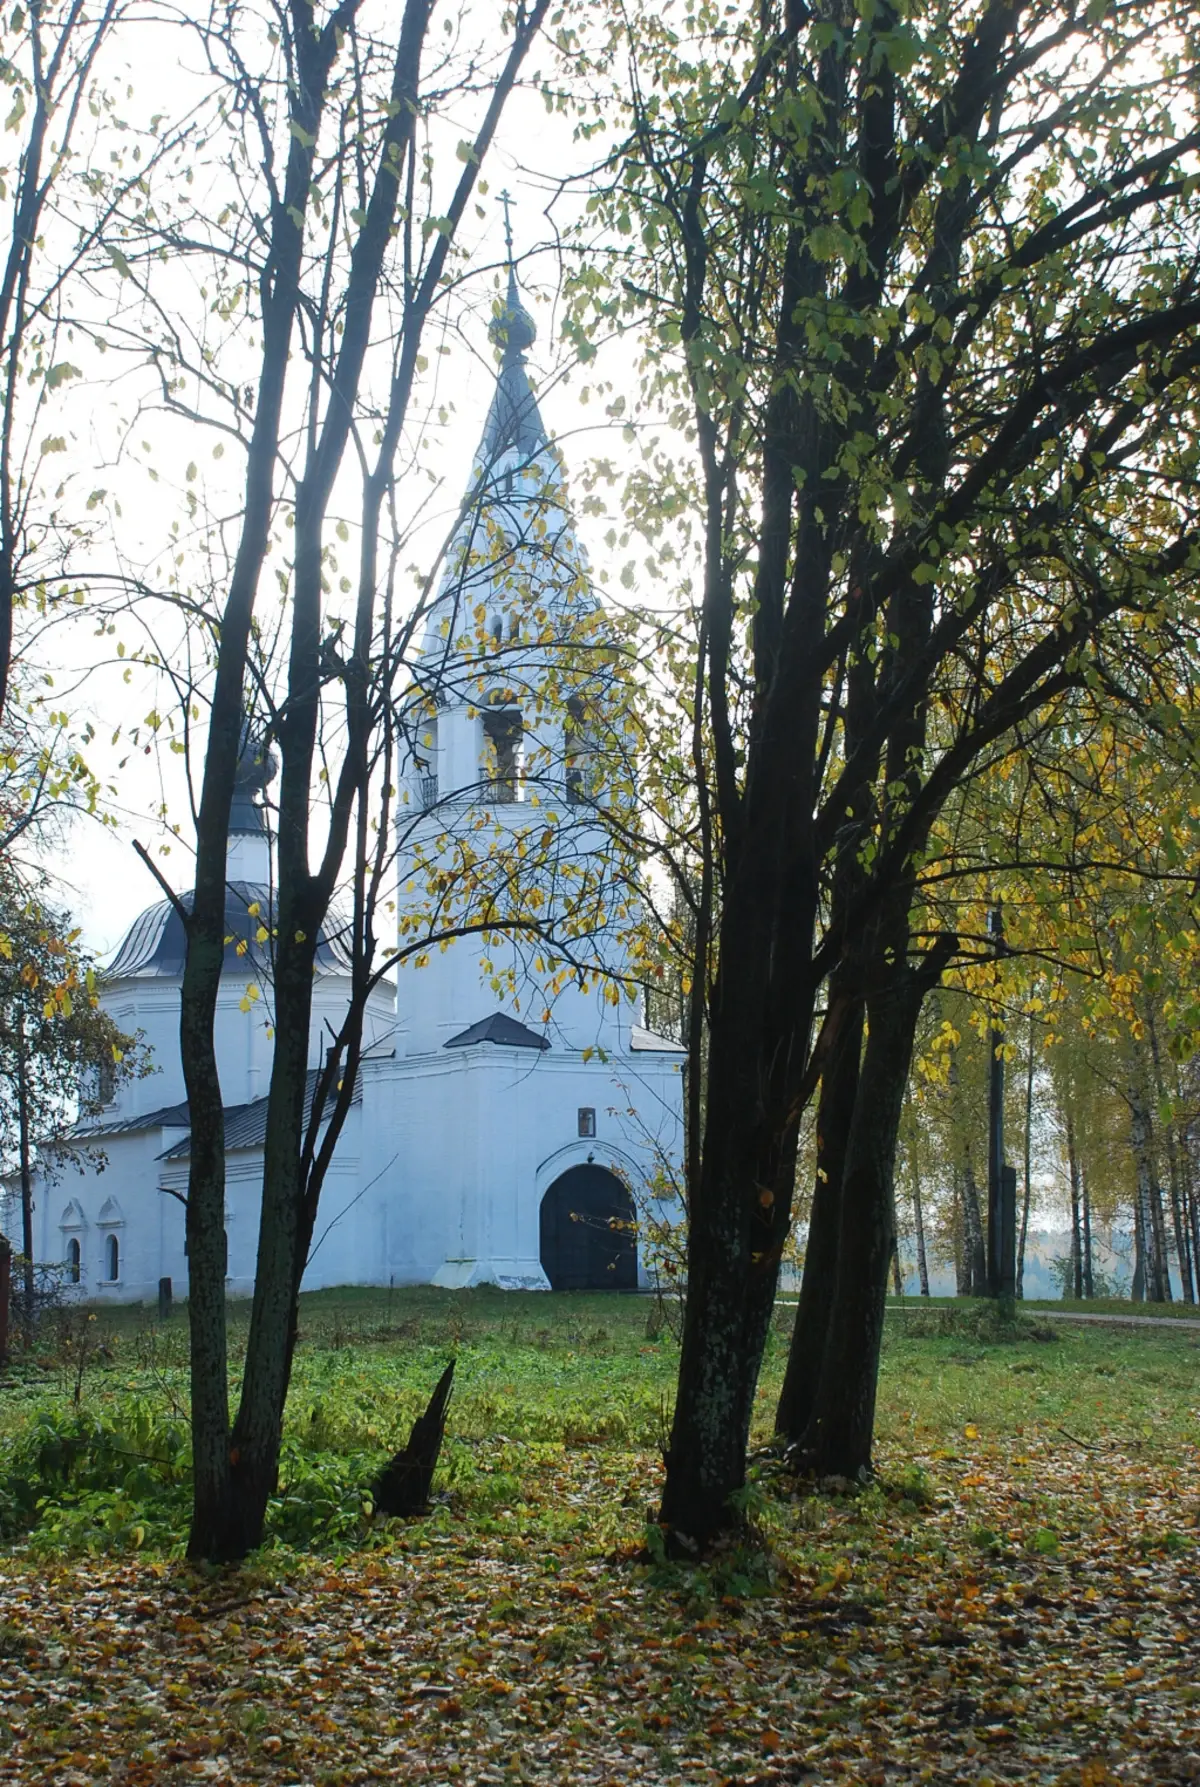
[483,705,523,804]
[66,1237,81,1284]
[577,1106,596,1139]
[565,696,596,805]
[104,1233,120,1282]
[416,710,438,811]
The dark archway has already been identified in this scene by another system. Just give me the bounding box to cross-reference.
[540,1165,637,1291]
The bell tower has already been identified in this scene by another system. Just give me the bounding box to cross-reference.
[393,257,631,1061]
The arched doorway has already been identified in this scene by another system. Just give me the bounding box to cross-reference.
[539,1165,637,1291]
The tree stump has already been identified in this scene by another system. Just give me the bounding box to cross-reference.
[371,1361,455,1518]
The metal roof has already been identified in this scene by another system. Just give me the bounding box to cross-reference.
[481,266,547,462]
[443,1011,550,1052]
[106,882,354,981]
[157,1067,363,1160]
[73,1099,192,1142]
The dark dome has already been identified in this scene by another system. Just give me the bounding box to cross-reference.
[106,882,353,980]
[488,265,536,361]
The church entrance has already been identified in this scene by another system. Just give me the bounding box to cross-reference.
[539,1165,637,1291]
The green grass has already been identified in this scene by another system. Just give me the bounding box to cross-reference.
[1,1284,1197,1557]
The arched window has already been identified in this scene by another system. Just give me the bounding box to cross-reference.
[105,1233,120,1281]
[482,705,522,804]
[66,1237,81,1284]
[417,713,438,810]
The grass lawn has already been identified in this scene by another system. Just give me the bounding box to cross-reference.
[0,1288,1197,1785]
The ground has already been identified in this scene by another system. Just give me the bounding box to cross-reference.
[0,1288,1197,1785]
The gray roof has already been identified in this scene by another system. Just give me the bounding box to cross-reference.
[106,882,354,981]
[158,1067,363,1161]
[443,1011,550,1052]
[72,1069,363,1161]
[72,1099,192,1142]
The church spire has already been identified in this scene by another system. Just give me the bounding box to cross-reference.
[479,200,546,463]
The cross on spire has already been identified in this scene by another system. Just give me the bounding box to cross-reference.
[499,188,514,263]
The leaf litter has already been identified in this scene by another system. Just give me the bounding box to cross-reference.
[1,1298,1198,1785]
[1,1426,1197,1786]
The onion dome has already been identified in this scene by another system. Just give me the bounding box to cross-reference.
[230,729,277,836]
[480,266,546,462]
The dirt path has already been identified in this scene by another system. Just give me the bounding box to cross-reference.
[774,1300,1200,1332]
[1026,1307,1200,1331]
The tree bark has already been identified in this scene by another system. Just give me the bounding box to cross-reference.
[1147,1012,1193,1304]
[1066,1107,1082,1300]
[1016,1016,1034,1299]
[801,955,931,1479]
[16,1019,33,1331]
[962,1161,987,1296]
[1129,1084,1168,1304]
[912,1140,931,1297]
[775,991,863,1446]
[1081,1169,1094,1300]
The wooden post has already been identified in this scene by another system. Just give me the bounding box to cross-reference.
[158,1276,173,1321]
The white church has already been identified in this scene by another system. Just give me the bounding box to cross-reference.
[12,271,685,1302]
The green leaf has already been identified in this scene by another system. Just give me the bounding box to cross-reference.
[45,363,82,391]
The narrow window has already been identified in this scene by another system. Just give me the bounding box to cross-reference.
[578,1107,596,1139]
[417,713,438,810]
[483,706,523,804]
[66,1237,81,1285]
[565,696,595,805]
[105,1233,120,1281]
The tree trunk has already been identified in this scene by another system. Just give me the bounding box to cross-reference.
[221,932,320,1550]
[912,1138,930,1297]
[775,994,863,1446]
[659,872,821,1541]
[0,1232,10,1366]
[953,1176,969,1296]
[15,1020,33,1330]
[1147,1008,1192,1302]
[891,1239,903,1297]
[801,964,928,1479]
[1081,1169,1094,1300]
[962,1162,987,1296]
[1016,1015,1034,1299]
[1066,1107,1082,1300]
[1129,1086,1167,1304]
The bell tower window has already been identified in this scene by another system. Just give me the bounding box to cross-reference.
[565,696,595,805]
[416,712,438,811]
[483,706,523,804]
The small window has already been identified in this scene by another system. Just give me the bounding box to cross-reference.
[66,1237,81,1285]
[97,1056,116,1106]
[577,1107,596,1139]
[105,1233,120,1282]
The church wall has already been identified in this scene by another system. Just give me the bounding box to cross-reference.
[359,1042,683,1291]
[27,1126,189,1303]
